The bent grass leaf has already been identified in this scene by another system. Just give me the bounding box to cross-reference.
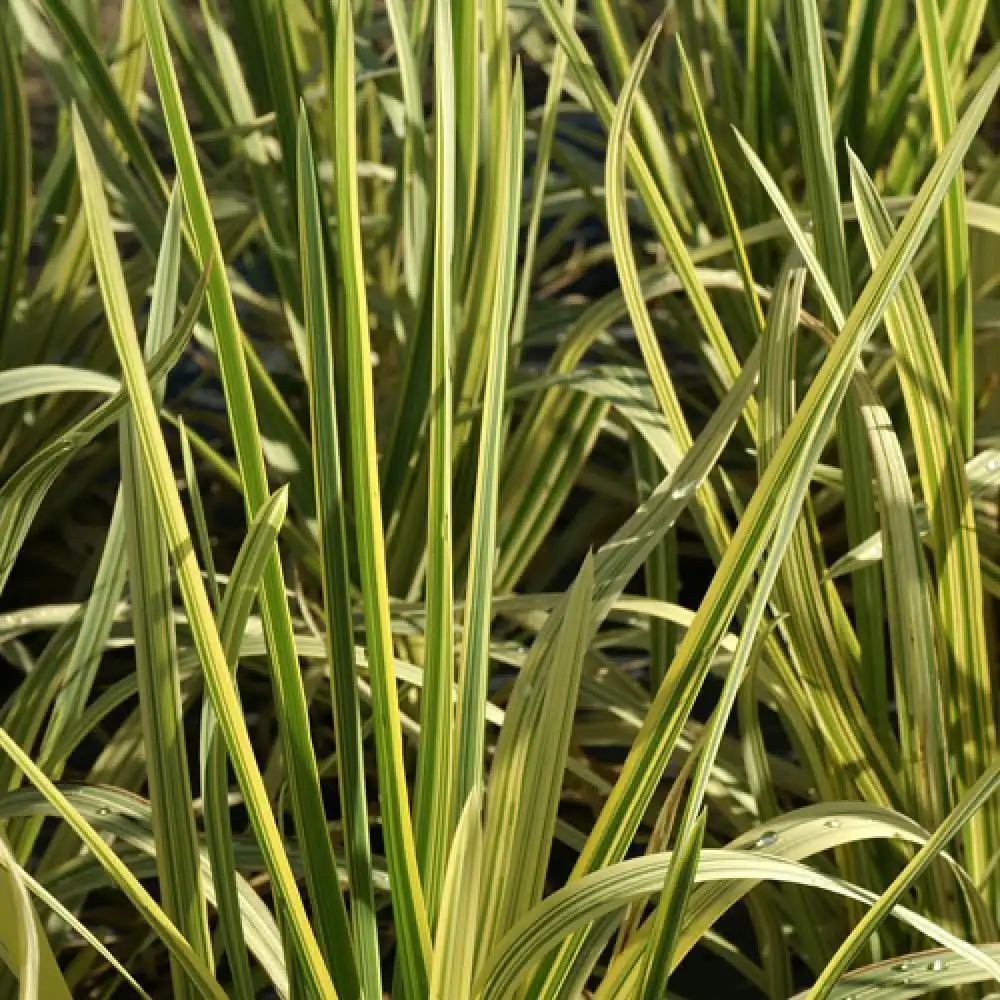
[480,849,1000,1000]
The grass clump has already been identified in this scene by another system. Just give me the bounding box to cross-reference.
[1,0,1000,998]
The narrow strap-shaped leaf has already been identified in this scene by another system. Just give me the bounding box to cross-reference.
[0,262,205,599]
[588,0,692,234]
[0,366,120,405]
[754,244,896,797]
[121,418,213,999]
[509,0,578,360]
[331,0,432,993]
[201,485,290,1000]
[478,553,595,961]
[429,787,483,1000]
[541,0,757,437]
[915,0,975,449]
[411,0,456,926]
[637,811,707,1000]
[0,832,45,999]
[0,782,293,996]
[178,419,221,611]
[675,34,765,341]
[454,71,524,814]
[197,0,305,372]
[787,0,887,723]
[119,188,213,998]
[0,18,29,357]
[604,17,751,581]
[630,434,677,692]
[15,848,149,1000]
[297,107,381,1000]
[375,0,435,531]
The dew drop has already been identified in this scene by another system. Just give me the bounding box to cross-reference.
[753,831,779,849]
[97,807,110,817]
[893,961,910,973]
[671,484,692,500]
[988,459,999,472]
[825,819,842,829]
[928,959,944,972]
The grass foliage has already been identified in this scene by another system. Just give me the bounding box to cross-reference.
[1,0,1000,997]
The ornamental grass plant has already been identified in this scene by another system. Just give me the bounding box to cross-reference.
[1,0,1000,998]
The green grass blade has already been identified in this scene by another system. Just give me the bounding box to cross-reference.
[454,69,524,816]
[201,485,290,1000]
[638,810,707,1000]
[786,0,886,723]
[0,834,43,1000]
[297,107,381,1000]
[914,0,975,451]
[753,245,895,794]
[198,0,304,371]
[0,367,119,405]
[178,420,221,611]
[509,0,577,358]
[606,18,684,432]
[119,187,213,998]
[630,435,676,692]
[121,416,213,999]
[605,18,748,574]
[478,553,595,963]
[370,0,433,529]
[541,0,756,427]
[331,0,432,993]
[798,943,1000,1000]
[429,788,483,1000]
[675,34,765,339]
[0,783,292,996]
[588,0,691,234]
[0,21,29,357]
[17,854,149,1000]
[412,0,456,926]
[0,267,203,598]
[785,0,852,305]
[18,500,127,856]
[31,0,167,201]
